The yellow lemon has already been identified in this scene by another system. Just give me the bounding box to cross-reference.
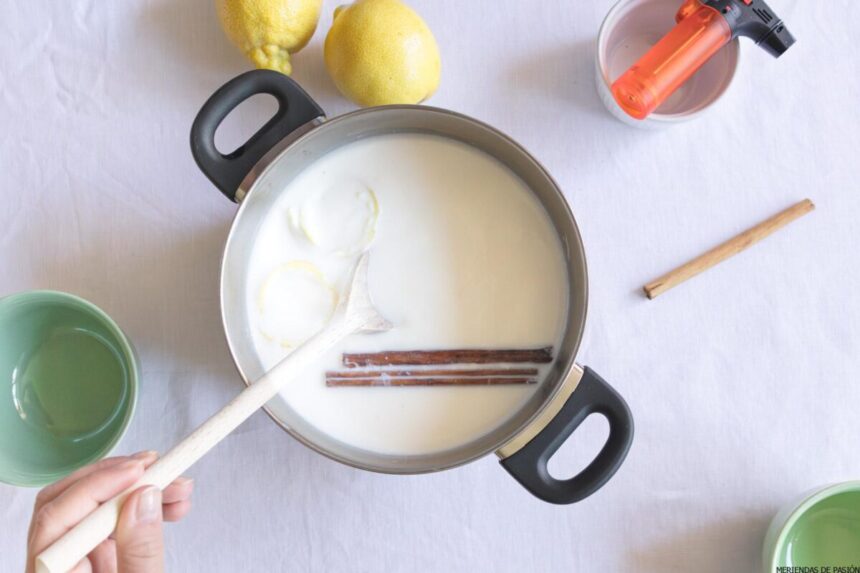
[324,0,441,106]
[217,0,323,75]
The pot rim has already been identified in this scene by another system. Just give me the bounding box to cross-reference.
[218,104,590,474]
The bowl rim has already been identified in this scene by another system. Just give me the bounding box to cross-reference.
[0,289,139,487]
[765,480,860,570]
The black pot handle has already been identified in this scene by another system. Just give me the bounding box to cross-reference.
[500,367,633,504]
[190,70,324,202]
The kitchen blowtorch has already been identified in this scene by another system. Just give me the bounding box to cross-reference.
[611,0,795,120]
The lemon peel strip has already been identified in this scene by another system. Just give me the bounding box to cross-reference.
[297,185,380,256]
[256,260,339,347]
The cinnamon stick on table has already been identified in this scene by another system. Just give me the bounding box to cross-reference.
[342,347,553,368]
[643,199,815,300]
[326,376,537,387]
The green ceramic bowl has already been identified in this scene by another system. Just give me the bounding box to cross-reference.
[0,291,138,487]
[763,481,860,571]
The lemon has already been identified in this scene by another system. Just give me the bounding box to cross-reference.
[217,0,323,75]
[324,0,441,106]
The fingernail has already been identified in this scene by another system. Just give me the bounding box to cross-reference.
[174,477,194,487]
[136,487,162,523]
[132,450,158,461]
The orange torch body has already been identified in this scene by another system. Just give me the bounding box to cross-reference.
[611,0,732,120]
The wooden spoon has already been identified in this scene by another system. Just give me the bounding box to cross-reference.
[37,253,391,573]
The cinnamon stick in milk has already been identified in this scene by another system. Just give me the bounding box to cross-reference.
[326,367,540,379]
[342,347,554,367]
[326,376,537,387]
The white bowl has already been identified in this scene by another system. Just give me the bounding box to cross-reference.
[596,0,741,128]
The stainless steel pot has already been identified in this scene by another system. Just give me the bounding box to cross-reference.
[191,70,634,504]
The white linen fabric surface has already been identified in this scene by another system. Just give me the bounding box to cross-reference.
[1,1,858,571]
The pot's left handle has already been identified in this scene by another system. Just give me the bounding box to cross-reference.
[190,70,324,202]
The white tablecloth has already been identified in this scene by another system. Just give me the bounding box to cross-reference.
[2,1,859,571]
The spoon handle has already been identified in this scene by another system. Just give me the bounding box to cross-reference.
[36,314,353,573]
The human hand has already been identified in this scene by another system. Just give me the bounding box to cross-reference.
[26,451,194,573]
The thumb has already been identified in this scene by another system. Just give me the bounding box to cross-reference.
[115,486,164,573]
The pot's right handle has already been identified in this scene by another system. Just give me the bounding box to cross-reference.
[499,366,633,504]
[190,70,324,202]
